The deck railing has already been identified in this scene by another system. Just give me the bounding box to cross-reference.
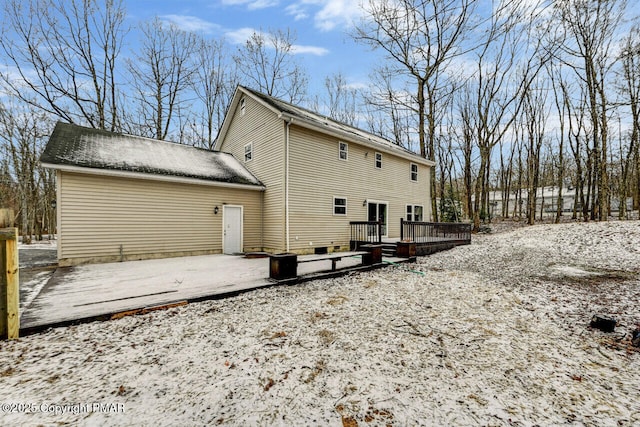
[400,220,471,243]
[349,221,382,249]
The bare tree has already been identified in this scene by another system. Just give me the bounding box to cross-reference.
[555,0,628,220]
[323,73,359,126]
[618,26,640,218]
[364,66,418,151]
[126,17,198,140]
[189,37,236,149]
[0,0,127,130]
[548,62,568,223]
[467,0,552,230]
[522,82,549,225]
[355,0,476,221]
[234,28,308,104]
[0,102,54,242]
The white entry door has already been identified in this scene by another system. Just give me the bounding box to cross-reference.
[223,205,243,254]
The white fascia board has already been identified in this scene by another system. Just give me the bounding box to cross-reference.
[278,112,436,167]
[41,163,266,191]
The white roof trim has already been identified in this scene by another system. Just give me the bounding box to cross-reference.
[42,163,266,191]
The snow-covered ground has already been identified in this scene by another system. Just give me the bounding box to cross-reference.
[1,221,639,426]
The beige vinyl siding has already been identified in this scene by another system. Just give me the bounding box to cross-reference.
[287,125,431,252]
[218,95,285,253]
[58,172,262,265]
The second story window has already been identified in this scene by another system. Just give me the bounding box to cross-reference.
[244,143,253,162]
[375,152,382,169]
[339,142,348,160]
[411,163,418,182]
[240,98,246,116]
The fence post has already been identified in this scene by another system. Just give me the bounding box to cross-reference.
[400,218,404,241]
[1,228,19,339]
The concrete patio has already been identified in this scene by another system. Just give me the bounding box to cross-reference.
[20,252,407,332]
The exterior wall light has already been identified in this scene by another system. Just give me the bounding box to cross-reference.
[214,206,219,215]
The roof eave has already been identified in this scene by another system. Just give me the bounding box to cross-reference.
[41,163,266,191]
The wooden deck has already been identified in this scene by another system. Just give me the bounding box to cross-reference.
[20,253,409,332]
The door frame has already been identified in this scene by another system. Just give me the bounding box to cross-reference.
[222,205,243,254]
[366,199,389,238]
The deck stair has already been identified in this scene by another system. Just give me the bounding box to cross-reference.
[381,243,397,257]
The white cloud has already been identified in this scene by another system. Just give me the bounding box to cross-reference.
[225,27,329,56]
[159,15,220,34]
[225,27,260,44]
[285,0,365,32]
[221,0,279,10]
[291,44,329,56]
[285,4,309,21]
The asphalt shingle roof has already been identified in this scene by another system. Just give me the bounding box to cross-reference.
[41,122,263,187]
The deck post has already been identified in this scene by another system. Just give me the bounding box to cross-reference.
[1,228,19,339]
[362,244,382,265]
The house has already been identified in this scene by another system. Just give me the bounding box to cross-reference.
[41,86,434,265]
[483,186,634,219]
[215,86,434,254]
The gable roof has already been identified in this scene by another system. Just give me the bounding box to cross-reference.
[216,86,435,167]
[41,122,264,189]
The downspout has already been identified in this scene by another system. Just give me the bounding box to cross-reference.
[285,118,292,252]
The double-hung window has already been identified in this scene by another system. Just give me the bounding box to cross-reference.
[375,152,382,169]
[411,163,418,182]
[339,142,348,160]
[406,205,424,222]
[334,197,347,215]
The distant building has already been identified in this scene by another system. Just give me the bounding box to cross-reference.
[482,186,634,218]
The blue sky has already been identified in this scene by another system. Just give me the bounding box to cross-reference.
[126,0,378,96]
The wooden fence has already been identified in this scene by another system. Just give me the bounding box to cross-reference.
[1,228,19,339]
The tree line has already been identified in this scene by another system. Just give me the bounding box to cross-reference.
[1,0,639,242]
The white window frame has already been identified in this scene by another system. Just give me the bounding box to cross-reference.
[410,163,418,182]
[339,142,348,161]
[406,204,424,222]
[375,152,382,169]
[240,97,246,116]
[333,197,347,216]
[244,142,253,162]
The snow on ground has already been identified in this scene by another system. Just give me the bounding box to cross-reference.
[1,221,639,426]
